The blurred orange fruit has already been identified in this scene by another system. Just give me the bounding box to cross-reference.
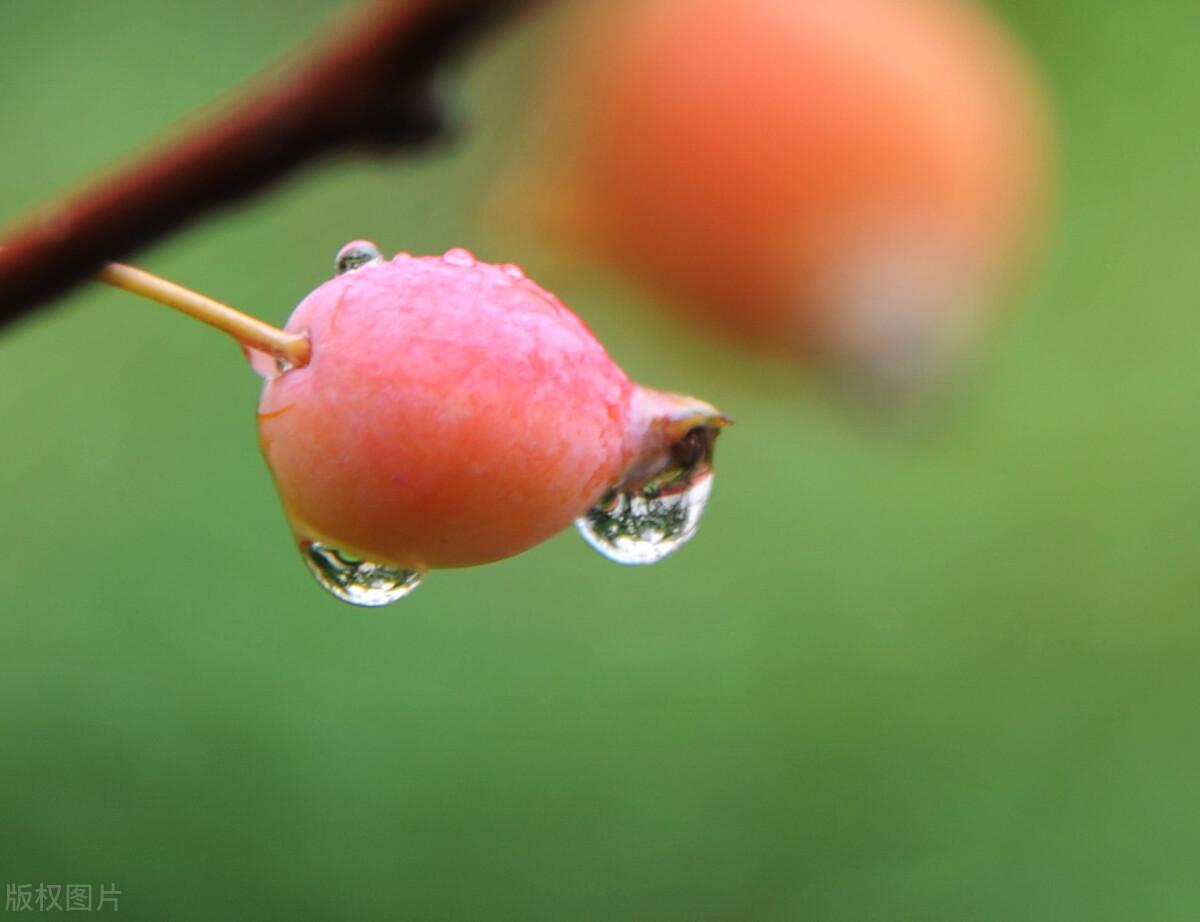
[501,0,1054,393]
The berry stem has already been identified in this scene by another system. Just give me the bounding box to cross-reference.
[97,262,310,367]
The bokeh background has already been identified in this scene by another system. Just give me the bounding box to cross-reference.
[2,1,1199,919]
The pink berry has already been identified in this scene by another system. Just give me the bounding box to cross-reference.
[253,244,728,605]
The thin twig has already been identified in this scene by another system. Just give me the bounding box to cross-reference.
[96,263,311,367]
[0,0,541,331]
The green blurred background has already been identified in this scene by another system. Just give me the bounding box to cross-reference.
[2,1,1199,919]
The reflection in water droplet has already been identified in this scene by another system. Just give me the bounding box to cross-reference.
[300,540,424,606]
[335,240,384,276]
[500,263,526,279]
[441,247,476,268]
[577,426,719,565]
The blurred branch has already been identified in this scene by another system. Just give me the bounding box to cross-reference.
[0,0,542,330]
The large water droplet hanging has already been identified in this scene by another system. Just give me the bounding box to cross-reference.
[576,426,719,565]
[335,240,384,276]
[300,540,424,606]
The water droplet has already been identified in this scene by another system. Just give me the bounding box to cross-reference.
[335,240,383,275]
[500,263,526,279]
[300,540,424,606]
[576,425,719,565]
[441,247,476,267]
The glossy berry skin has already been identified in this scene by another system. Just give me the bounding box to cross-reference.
[511,0,1053,384]
[256,251,711,572]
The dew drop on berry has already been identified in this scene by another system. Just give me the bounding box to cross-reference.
[334,240,384,276]
[576,425,718,565]
[500,263,526,279]
[441,247,476,267]
[299,540,424,606]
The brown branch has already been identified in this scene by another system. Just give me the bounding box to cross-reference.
[0,0,542,331]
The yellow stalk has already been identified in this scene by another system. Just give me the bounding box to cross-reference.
[96,262,310,368]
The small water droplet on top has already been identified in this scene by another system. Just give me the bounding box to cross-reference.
[500,263,526,279]
[441,247,476,268]
[300,540,424,606]
[335,240,384,276]
[576,425,719,565]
